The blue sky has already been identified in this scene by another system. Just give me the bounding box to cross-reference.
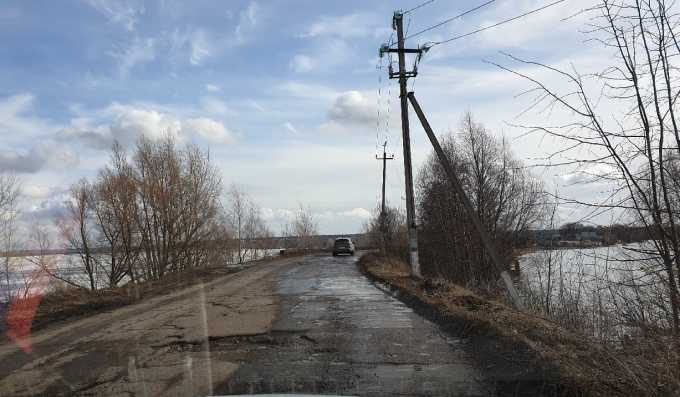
[0,0,605,236]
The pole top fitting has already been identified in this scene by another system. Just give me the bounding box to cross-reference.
[379,43,389,58]
[392,11,402,29]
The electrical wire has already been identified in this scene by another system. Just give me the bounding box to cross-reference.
[386,77,392,144]
[405,15,412,37]
[376,60,382,153]
[404,0,496,41]
[431,0,567,46]
[403,0,435,15]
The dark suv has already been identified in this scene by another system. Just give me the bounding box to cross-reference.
[332,237,355,256]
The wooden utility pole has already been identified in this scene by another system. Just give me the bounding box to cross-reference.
[376,141,394,217]
[407,92,523,307]
[376,141,394,256]
[379,11,422,277]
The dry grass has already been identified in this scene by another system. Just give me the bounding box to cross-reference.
[359,252,679,397]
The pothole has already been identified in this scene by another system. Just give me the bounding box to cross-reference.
[151,329,315,352]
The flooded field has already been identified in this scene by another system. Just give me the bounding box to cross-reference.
[518,242,669,338]
[0,249,280,301]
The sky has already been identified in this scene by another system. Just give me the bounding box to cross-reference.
[0,0,610,240]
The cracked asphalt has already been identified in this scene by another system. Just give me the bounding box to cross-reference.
[217,254,493,397]
[0,254,499,396]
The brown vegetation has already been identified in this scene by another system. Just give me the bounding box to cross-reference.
[359,253,680,397]
[494,0,680,336]
[416,112,544,288]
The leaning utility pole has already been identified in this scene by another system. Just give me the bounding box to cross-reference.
[379,11,422,277]
[407,92,523,307]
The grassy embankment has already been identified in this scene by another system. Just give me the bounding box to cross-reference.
[359,252,677,397]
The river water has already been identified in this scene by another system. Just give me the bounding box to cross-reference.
[518,242,669,338]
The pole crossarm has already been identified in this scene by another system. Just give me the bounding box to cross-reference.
[382,48,423,54]
[390,71,417,79]
[406,92,524,308]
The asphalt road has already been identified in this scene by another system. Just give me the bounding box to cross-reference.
[218,254,492,396]
[0,254,518,396]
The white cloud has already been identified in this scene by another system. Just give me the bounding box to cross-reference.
[235,1,260,43]
[205,84,221,92]
[188,30,212,65]
[476,0,587,49]
[0,142,78,174]
[59,103,235,148]
[109,37,156,77]
[284,122,299,134]
[301,13,378,39]
[326,91,375,126]
[261,207,295,221]
[168,28,215,66]
[107,103,182,143]
[0,93,79,173]
[247,100,265,112]
[83,0,145,31]
[19,190,70,226]
[277,81,337,100]
[0,94,54,140]
[183,118,234,144]
[23,185,51,200]
[340,207,371,219]
[200,97,233,116]
[289,54,317,73]
[288,39,351,74]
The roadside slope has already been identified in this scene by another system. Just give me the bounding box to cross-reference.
[358,253,650,397]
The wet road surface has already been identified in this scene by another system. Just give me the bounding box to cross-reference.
[217,254,493,396]
[0,254,544,396]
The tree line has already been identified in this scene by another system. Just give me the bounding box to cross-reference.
[1,136,319,298]
[365,111,544,286]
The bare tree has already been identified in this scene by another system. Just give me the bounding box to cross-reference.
[226,185,249,264]
[417,112,545,286]
[493,0,680,334]
[21,221,54,298]
[292,204,318,251]
[363,204,408,260]
[0,173,21,301]
[56,180,98,290]
[226,185,270,263]
[92,145,139,287]
[132,135,222,278]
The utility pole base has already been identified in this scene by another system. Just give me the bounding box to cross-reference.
[409,227,421,278]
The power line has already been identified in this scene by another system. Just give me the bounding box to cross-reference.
[403,0,435,15]
[404,0,496,41]
[405,15,412,37]
[431,0,567,46]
